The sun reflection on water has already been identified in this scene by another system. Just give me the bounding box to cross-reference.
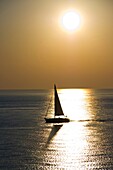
[45,122,89,169]
[43,89,101,169]
[58,89,93,121]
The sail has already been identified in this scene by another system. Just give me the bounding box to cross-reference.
[54,84,64,116]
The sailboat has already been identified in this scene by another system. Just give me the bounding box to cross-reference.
[45,84,70,123]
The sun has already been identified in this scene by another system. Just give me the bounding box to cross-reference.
[61,11,81,31]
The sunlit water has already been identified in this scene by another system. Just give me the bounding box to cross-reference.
[0,89,113,169]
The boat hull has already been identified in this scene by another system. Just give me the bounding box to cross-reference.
[45,117,70,123]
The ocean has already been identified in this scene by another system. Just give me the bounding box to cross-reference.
[0,89,113,169]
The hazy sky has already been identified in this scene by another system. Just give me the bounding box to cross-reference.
[0,0,113,89]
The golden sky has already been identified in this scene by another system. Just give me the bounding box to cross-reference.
[0,0,113,89]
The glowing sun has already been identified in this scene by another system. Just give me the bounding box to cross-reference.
[61,11,81,31]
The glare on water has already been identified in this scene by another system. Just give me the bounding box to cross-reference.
[45,90,87,168]
[43,89,113,169]
[44,122,88,169]
[58,89,93,121]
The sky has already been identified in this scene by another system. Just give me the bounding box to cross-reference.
[0,0,113,89]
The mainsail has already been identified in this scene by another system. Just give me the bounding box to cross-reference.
[54,84,64,117]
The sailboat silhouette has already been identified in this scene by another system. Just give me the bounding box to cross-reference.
[45,84,70,123]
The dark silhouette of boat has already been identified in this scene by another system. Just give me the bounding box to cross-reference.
[45,84,70,123]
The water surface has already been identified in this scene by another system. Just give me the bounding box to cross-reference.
[0,89,113,169]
